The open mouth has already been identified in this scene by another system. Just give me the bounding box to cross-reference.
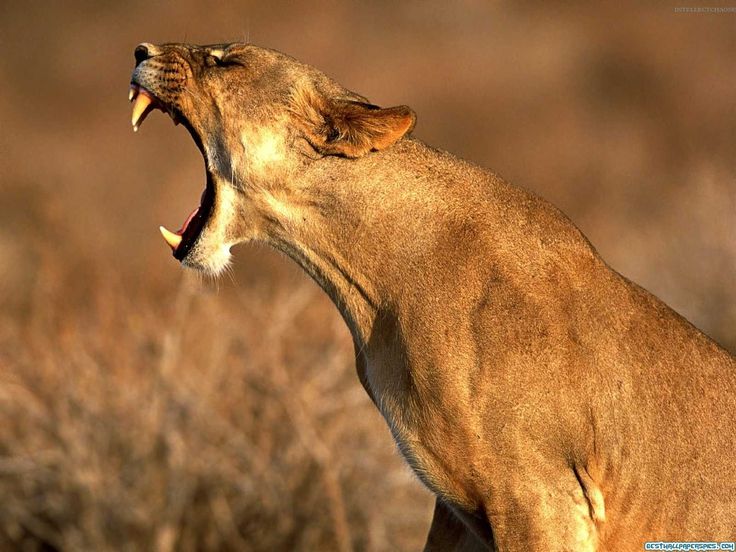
[129,83,214,261]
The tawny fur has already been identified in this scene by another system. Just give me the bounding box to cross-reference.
[131,42,736,551]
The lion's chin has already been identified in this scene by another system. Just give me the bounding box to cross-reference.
[179,183,243,277]
[181,240,233,277]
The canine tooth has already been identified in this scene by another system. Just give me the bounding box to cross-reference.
[131,92,153,130]
[128,88,134,102]
[159,226,182,250]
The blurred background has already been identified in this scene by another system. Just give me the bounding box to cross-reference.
[0,1,734,550]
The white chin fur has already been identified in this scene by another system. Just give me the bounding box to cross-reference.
[181,184,238,277]
[183,242,232,277]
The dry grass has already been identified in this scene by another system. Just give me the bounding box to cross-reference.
[1,2,735,551]
[0,255,432,551]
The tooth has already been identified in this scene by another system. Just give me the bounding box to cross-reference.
[131,92,153,130]
[159,226,182,250]
[128,87,135,102]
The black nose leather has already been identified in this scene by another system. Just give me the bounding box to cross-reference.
[134,44,151,65]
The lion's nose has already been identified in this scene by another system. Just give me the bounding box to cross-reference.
[134,42,159,65]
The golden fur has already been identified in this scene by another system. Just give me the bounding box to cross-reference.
[131,42,736,551]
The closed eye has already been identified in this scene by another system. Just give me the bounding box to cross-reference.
[206,52,243,68]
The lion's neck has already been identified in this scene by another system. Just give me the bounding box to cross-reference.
[267,226,382,347]
[258,146,432,348]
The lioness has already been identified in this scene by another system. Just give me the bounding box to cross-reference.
[129,42,736,551]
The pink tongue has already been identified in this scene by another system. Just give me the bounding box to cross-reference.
[177,206,200,235]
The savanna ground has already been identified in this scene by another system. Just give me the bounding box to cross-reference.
[0,2,734,550]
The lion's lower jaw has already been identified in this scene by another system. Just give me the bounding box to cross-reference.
[182,241,233,277]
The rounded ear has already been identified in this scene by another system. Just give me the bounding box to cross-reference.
[290,87,416,158]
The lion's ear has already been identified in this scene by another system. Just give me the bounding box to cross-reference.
[291,88,416,158]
